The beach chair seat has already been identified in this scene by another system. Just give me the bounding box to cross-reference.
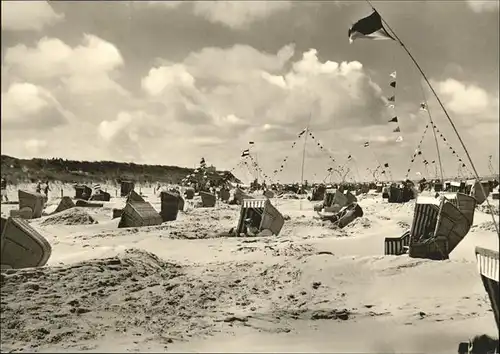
[384,230,411,255]
[236,198,284,236]
[118,200,162,228]
[1,217,52,269]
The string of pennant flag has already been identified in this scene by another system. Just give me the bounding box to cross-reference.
[430,123,473,177]
[405,123,431,179]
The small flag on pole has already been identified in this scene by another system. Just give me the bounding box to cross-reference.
[384,163,389,168]
[348,11,395,43]
[396,136,403,142]
[364,142,370,147]
[388,116,398,123]
[241,149,250,157]
[348,155,352,160]
[420,102,427,111]
[387,95,395,102]
[249,141,254,145]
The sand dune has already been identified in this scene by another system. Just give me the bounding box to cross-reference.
[1,187,498,353]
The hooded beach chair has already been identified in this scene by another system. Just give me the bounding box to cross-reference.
[18,190,46,219]
[458,248,500,354]
[160,191,180,222]
[53,196,75,214]
[90,190,111,202]
[236,198,285,236]
[200,191,216,207]
[1,217,52,269]
[476,247,499,330]
[118,200,162,228]
[470,180,491,205]
[74,185,92,201]
[184,188,195,200]
[120,180,135,197]
[384,193,475,259]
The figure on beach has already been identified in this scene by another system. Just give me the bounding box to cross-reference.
[1,177,8,202]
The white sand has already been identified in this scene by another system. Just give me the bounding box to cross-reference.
[1,187,498,353]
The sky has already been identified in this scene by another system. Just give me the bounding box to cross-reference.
[1,0,499,184]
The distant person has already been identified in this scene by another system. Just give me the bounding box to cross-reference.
[1,177,8,202]
[44,180,50,197]
[36,181,42,194]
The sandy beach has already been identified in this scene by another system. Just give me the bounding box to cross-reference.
[1,184,498,353]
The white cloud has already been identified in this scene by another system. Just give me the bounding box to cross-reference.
[433,78,497,116]
[147,1,292,29]
[4,35,125,95]
[466,0,499,13]
[1,82,68,129]
[141,64,195,96]
[1,1,64,31]
[192,1,292,29]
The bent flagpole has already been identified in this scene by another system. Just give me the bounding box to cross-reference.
[353,1,499,236]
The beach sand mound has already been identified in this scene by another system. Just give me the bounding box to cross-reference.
[41,208,97,226]
[476,203,500,216]
[0,249,357,351]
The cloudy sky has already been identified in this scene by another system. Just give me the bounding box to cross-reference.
[1,0,499,183]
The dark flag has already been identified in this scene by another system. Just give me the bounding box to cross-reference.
[420,102,427,111]
[387,95,395,102]
[393,126,400,133]
[388,116,398,123]
[248,141,254,145]
[348,155,352,160]
[364,142,370,148]
[384,163,389,168]
[348,10,395,43]
[241,149,250,157]
[390,81,396,88]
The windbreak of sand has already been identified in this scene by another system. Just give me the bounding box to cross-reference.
[1,189,498,353]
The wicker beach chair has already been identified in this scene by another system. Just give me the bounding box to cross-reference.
[384,193,475,259]
[18,190,45,219]
[160,191,180,222]
[74,185,92,201]
[118,200,162,228]
[236,198,285,236]
[1,217,52,269]
[200,191,216,207]
[120,180,135,197]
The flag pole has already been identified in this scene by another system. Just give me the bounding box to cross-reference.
[365,0,499,236]
[419,83,445,185]
[300,113,313,210]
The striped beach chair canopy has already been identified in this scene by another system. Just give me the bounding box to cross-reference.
[475,247,499,331]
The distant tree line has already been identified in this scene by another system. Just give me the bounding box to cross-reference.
[0,155,239,185]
